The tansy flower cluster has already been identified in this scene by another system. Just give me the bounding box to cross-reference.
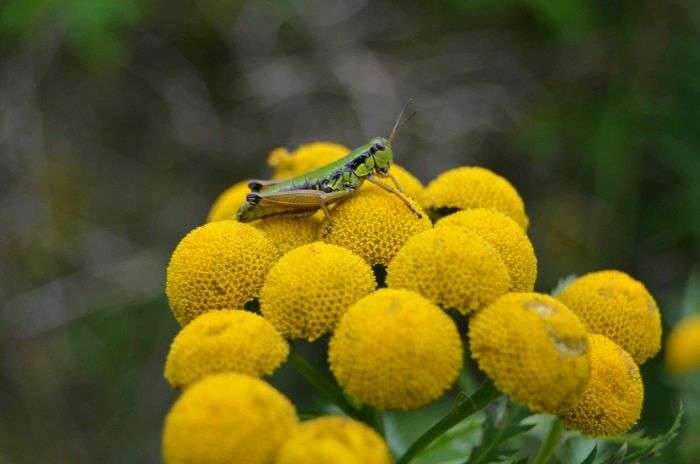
[161,141,666,463]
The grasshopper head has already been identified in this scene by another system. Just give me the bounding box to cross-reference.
[369,136,393,175]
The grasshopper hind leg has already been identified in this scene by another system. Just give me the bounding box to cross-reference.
[242,188,351,237]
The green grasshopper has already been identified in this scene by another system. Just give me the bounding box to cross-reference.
[236,104,422,235]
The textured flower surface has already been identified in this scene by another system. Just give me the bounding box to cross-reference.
[254,215,321,255]
[207,181,250,222]
[261,242,376,341]
[562,334,643,437]
[162,373,297,464]
[387,226,511,314]
[435,208,537,292]
[329,289,463,410]
[164,310,289,387]
[469,292,590,413]
[268,142,350,179]
[665,314,700,374]
[420,166,529,229]
[165,221,279,325]
[322,189,431,266]
[275,416,391,464]
[557,270,661,364]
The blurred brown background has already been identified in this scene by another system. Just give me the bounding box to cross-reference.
[1,0,699,462]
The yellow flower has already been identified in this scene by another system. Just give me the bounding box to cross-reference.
[362,164,423,200]
[562,334,644,437]
[207,181,250,222]
[268,142,350,179]
[162,373,297,464]
[666,314,700,375]
[276,416,391,464]
[387,226,511,314]
[329,289,463,410]
[556,270,662,365]
[254,215,321,255]
[164,310,289,388]
[322,189,431,266]
[420,166,529,229]
[435,209,537,292]
[260,242,375,341]
[469,292,590,413]
[165,221,279,326]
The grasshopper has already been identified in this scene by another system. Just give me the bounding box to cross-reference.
[236,104,422,235]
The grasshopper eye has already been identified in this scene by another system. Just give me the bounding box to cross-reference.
[372,141,385,152]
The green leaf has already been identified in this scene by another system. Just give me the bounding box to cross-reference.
[396,380,502,464]
[414,417,483,464]
[595,403,683,463]
[617,403,684,462]
[470,405,533,464]
[385,396,471,456]
[580,446,597,464]
[606,442,627,464]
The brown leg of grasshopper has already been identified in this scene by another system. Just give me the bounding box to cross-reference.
[253,189,351,237]
[319,202,335,237]
[367,176,422,218]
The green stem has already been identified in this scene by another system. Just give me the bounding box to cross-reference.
[470,404,527,464]
[532,417,564,464]
[287,349,385,434]
[365,405,385,436]
[287,350,360,419]
[397,380,502,464]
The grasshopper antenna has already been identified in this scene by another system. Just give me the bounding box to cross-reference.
[388,99,417,144]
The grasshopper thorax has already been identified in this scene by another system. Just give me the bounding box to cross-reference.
[350,136,393,178]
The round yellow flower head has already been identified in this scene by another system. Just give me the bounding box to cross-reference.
[556,270,662,365]
[329,288,463,410]
[322,189,431,266]
[268,142,350,179]
[162,373,297,464]
[436,208,537,292]
[362,164,423,200]
[165,221,279,326]
[276,416,391,464]
[420,166,529,229]
[562,334,644,437]
[164,310,289,388]
[666,314,700,375]
[254,215,321,255]
[207,181,250,222]
[387,226,511,314]
[469,292,590,413]
[261,242,375,341]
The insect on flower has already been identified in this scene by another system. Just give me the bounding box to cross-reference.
[236,102,422,235]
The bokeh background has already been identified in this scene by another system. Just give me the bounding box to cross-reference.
[1,0,699,462]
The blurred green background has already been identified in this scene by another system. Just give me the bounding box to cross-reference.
[1,0,699,462]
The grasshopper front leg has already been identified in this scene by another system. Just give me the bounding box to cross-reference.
[367,176,422,218]
[251,189,352,237]
[381,171,404,192]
